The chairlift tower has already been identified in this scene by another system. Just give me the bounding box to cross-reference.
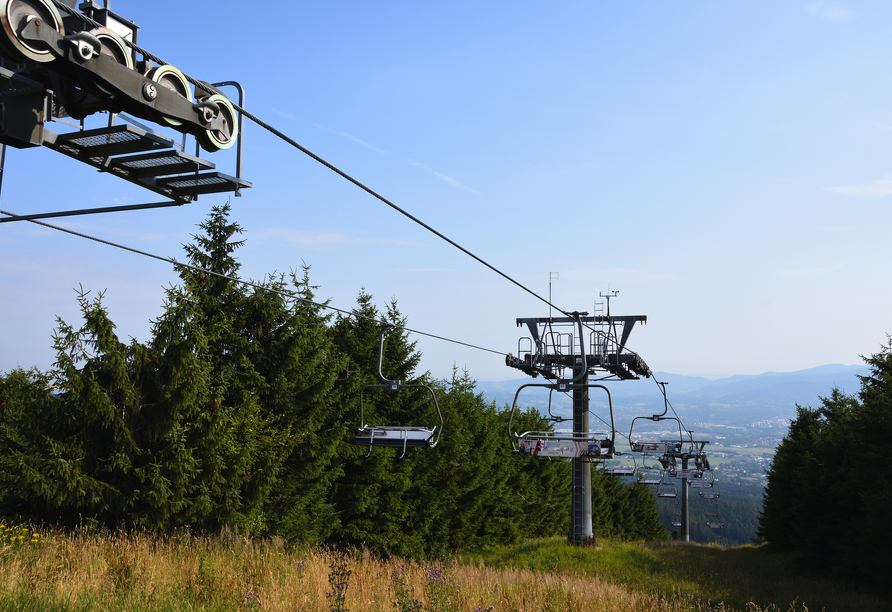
[627,377,714,542]
[662,438,710,542]
[506,292,651,546]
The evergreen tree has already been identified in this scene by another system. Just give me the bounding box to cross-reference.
[758,337,892,585]
[0,289,202,528]
[626,482,669,541]
[160,204,343,534]
[327,293,426,555]
[0,205,343,537]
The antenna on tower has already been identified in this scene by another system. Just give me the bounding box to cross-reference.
[549,272,559,318]
[599,289,619,318]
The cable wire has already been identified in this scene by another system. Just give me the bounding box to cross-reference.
[0,208,506,358]
[47,3,690,435]
[48,0,569,318]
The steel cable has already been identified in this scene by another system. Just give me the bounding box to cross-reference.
[0,208,506,358]
[48,0,569,318]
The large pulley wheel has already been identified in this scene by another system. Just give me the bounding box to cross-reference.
[196,94,238,152]
[145,64,193,126]
[90,27,132,70]
[0,0,64,63]
[86,27,132,94]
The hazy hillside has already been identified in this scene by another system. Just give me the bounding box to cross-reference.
[477,364,869,426]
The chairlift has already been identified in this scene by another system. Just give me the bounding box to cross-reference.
[627,382,685,453]
[507,314,618,460]
[603,464,637,477]
[689,468,714,489]
[602,453,638,476]
[699,470,721,498]
[636,466,663,486]
[699,484,721,499]
[353,326,444,458]
[507,379,617,461]
[671,468,702,480]
[706,515,725,530]
[671,502,682,527]
[656,476,678,498]
[706,495,724,530]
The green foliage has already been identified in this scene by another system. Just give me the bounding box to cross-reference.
[326,557,352,612]
[389,564,423,612]
[420,562,461,612]
[467,536,889,612]
[758,337,892,585]
[0,204,671,554]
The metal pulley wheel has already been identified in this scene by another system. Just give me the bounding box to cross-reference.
[86,27,132,94]
[145,64,193,125]
[0,0,64,62]
[89,27,132,70]
[196,93,238,152]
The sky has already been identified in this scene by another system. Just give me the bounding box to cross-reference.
[1,0,891,383]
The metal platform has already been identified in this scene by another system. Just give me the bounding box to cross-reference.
[43,124,250,204]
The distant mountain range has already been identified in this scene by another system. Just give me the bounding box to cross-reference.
[476,364,870,427]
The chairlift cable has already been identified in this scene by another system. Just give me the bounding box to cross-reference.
[48,0,572,320]
[45,3,677,388]
[0,209,505,358]
[651,377,691,438]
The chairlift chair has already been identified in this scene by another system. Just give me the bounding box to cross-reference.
[656,476,678,498]
[507,378,617,461]
[353,326,444,458]
[689,468,715,489]
[706,515,725,530]
[636,466,663,486]
[671,503,682,528]
[627,383,685,454]
[699,486,721,499]
[706,496,724,530]
[602,453,638,476]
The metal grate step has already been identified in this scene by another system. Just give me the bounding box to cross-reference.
[113,150,215,178]
[53,124,173,157]
[157,171,251,197]
[43,124,251,206]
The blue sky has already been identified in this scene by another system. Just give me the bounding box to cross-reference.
[1,0,890,382]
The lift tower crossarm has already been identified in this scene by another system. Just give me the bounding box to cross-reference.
[508,314,651,380]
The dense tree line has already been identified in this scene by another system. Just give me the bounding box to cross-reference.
[656,481,763,546]
[0,205,665,554]
[757,341,892,585]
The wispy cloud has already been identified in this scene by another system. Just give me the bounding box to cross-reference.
[396,267,451,273]
[777,264,843,278]
[563,269,682,283]
[252,228,422,249]
[826,175,892,197]
[404,160,481,195]
[270,108,298,122]
[807,1,851,20]
[314,124,394,156]
[315,124,480,194]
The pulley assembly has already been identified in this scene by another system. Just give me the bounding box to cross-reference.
[0,0,249,212]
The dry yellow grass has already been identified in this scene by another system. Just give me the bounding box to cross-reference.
[0,528,696,611]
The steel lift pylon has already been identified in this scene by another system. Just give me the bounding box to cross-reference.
[506,295,651,546]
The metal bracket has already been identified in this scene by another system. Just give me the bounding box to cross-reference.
[63,31,102,61]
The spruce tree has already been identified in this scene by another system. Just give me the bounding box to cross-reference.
[328,293,426,555]
[161,204,343,535]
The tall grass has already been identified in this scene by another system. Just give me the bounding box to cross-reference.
[467,537,888,612]
[0,526,885,611]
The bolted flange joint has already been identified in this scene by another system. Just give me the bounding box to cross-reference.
[142,82,157,101]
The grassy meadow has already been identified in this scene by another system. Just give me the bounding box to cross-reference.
[0,524,885,612]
